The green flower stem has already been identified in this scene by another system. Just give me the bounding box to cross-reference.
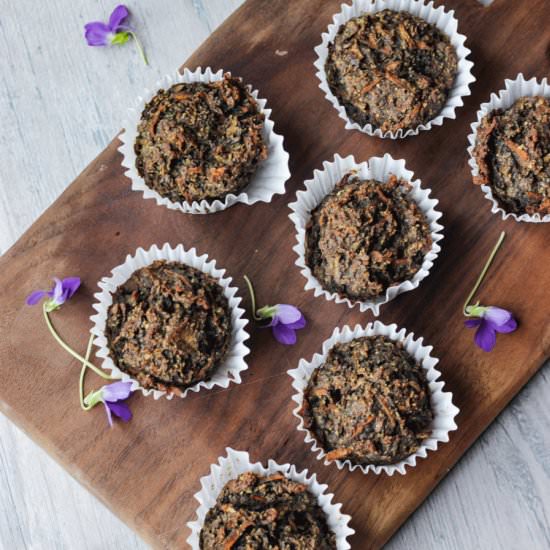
[42,304,112,380]
[128,31,148,65]
[463,231,506,315]
[79,335,95,411]
[243,275,262,321]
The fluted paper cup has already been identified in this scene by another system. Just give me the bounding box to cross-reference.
[119,67,290,214]
[314,0,475,139]
[467,73,550,223]
[288,153,444,316]
[288,321,459,475]
[90,243,250,400]
[186,448,355,549]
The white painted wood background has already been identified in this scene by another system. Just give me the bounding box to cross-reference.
[0,0,547,548]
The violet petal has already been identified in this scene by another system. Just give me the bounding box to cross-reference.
[51,278,64,304]
[483,306,512,326]
[272,324,297,345]
[474,320,496,352]
[106,400,132,423]
[108,4,129,31]
[84,22,112,46]
[285,314,306,330]
[274,304,302,325]
[26,290,47,305]
[102,381,133,401]
[464,318,482,328]
[62,277,81,299]
[267,315,280,328]
[103,401,114,427]
[494,316,518,334]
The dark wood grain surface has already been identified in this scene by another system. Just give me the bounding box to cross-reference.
[1,0,549,548]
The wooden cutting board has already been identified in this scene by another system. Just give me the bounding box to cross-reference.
[1,0,549,548]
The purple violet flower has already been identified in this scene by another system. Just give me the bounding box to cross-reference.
[27,275,132,428]
[85,381,133,427]
[264,304,307,345]
[102,381,133,427]
[464,306,517,352]
[244,276,306,346]
[84,5,148,64]
[26,277,81,312]
[463,231,518,352]
[84,5,129,46]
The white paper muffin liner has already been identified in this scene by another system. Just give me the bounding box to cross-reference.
[186,448,355,549]
[118,67,290,214]
[288,321,459,475]
[467,73,550,223]
[314,0,476,139]
[89,243,250,400]
[288,153,443,316]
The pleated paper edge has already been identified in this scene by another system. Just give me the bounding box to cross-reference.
[313,0,476,139]
[288,153,444,315]
[89,243,250,400]
[466,73,550,223]
[288,321,460,475]
[186,447,355,549]
[118,67,291,214]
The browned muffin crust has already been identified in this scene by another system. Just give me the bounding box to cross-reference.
[199,471,336,550]
[325,9,458,133]
[472,95,550,216]
[301,336,433,466]
[134,74,268,203]
[105,260,232,393]
[305,173,432,301]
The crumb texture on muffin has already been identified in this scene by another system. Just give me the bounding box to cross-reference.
[199,471,336,549]
[472,95,550,216]
[105,260,232,392]
[134,74,268,203]
[301,336,433,466]
[305,173,432,301]
[325,9,458,133]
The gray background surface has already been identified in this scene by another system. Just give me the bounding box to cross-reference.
[0,1,548,548]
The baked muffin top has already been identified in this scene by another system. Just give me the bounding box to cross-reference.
[134,74,268,203]
[305,173,432,301]
[325,9,458,133]
[301,336,433,466]
[199,471,336,550]
[472,95,550,216]
[105,260,232,393]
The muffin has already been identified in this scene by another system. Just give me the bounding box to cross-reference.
[199,471,336,549]
[134,74,268,203]
[300,335,433,466]
[305,172,432,302]
[472,96,550,216]
[325,9,458,133]
[105,260,232,392]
